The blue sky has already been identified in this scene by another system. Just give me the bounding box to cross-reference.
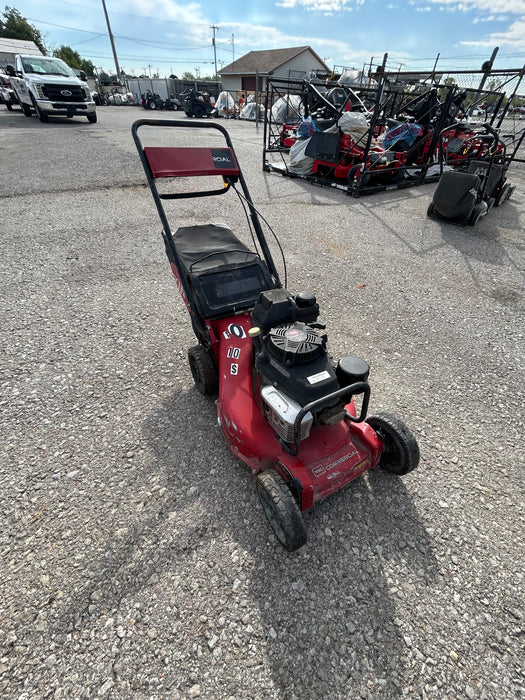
[9,0,525,77]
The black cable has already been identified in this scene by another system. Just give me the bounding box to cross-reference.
[231,183,287,289]
[232,185,260,257]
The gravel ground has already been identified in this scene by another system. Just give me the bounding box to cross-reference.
[0,106,523,700]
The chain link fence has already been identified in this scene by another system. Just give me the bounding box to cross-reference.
[263,56,525,197]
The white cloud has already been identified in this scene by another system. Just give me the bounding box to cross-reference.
[275,0,364,12]
[426,0,525,13]
[460,18,525,46]
[124,0,210,41]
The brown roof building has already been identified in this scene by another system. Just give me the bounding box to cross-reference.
[218,46,329,93]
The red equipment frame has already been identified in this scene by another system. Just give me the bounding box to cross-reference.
[132,119,381,509]
[132,119,419,550]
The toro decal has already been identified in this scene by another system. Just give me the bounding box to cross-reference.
[211,149,236,169]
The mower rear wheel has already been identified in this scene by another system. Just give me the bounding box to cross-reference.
[188,345,218,396]
[366,412,420,476]
[495,183,511,207]
[468,203,484,226]
[256,470,307,552]
[193,104,205,118]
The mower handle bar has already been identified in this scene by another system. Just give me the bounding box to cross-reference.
[285,381,370,457]
[132,117,237,145]
[131,118,282,341]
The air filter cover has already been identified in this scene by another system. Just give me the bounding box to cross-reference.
[267,323,324,364]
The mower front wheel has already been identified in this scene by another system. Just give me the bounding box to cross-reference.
[256,470,307,552]
[347,164,370,190]
[188,345,218,396]
[366,412,420,476]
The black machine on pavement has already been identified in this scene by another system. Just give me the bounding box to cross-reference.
[141,91,165,111]
[427,122,515,226]
[181,88,214,118]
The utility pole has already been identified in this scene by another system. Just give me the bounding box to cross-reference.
[210,25,219,76]
[101,0,121,80]
[232,33,235,68]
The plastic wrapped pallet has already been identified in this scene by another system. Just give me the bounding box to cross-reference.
[289,137,315,175]
[336,112,379,149]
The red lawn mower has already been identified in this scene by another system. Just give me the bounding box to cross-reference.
[132,119,419,551]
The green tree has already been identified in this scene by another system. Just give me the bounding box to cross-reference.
[181,71,195,80]
[438,76,456,103]
[79,58,95,77]
[0,6,46,54]
[53,45,95,76]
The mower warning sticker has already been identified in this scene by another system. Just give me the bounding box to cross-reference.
[211,149,236,169]
[307,370,331,385]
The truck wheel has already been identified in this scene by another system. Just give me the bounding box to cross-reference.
[21,101,32,117]
[87,113,97,123]
[31,96,48,123]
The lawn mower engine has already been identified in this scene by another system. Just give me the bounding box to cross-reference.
[251,289,369,445]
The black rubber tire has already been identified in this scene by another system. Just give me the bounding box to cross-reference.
[188,345,218,396]
[147,99,157,110]
[6,102,12,111]
[193,104,204,118]
[21,101,32,117]
[184,111,192,117]
[366,412,420,476]
[87,113,97,123]
[494,183,510,207]
[468,203,484,226]
[256,470,307,552]
[31,96,48,123]
[347,163,370,189]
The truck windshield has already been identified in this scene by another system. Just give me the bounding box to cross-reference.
[21,58,73,78]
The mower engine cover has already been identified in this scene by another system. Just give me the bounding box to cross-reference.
[255,320,338,406]
[251,289,369,443]
[432,170,480,220]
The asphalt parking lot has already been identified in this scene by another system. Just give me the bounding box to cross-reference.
[0,105,524,699]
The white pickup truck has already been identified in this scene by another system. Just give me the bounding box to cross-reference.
[6,55,97,123]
